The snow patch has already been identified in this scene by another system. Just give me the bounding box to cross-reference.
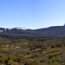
[16,27,27,30]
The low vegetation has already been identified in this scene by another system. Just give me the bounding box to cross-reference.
[0,35,65,65]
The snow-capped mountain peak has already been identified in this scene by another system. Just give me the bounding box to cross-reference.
[15,27,28,30]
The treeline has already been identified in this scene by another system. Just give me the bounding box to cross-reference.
[0,33,65,42]
[0,33,47,42]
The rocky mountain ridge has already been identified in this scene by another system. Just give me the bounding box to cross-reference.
[0,26,65,36]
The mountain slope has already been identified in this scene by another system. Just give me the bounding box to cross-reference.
[0,26,65,36]
[36,26,65,36]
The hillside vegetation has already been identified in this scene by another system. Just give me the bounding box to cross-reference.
[0,35,65,65]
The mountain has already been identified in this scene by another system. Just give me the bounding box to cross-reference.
[0,25,65,36]
[36,26,65,36]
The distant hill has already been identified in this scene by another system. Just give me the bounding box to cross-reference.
[0,26,65,36]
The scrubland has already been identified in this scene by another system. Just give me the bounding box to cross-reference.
[0,36,65,65]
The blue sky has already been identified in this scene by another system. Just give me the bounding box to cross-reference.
[0,0,65,29]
